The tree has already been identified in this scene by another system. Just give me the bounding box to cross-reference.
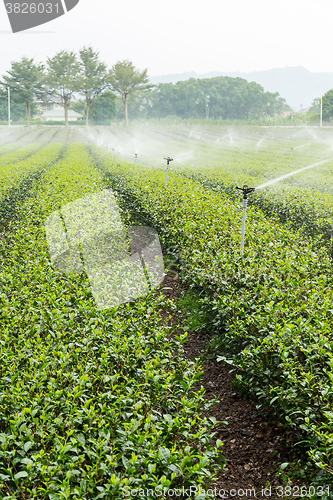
[90,90,116,123]
[108,60,154,126]
[1,57,44,126]
[322,89,333,122]
[145,76,288,120]
[0,87,26,122]
[77,46,108,126]
[42,50,80,126]
[69,100,86,115]
[310,97,320,113]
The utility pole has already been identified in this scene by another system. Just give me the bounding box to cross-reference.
[8,87,10,127]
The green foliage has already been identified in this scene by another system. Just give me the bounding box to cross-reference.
[322,89,333,121]
[310,97,321,113]
[0,88,26,122]
[0,57,44,125]
[177,293,214,334]
[70,100,86,115]
[43,50,81,126]
[77,46,108,125]
[0,140,224,498]
[144,77,287,120]
[108,60,154,126]
[90,91,116,124]
[91,142,333,485]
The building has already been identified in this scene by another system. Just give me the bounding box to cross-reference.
[36,101,83,121]
[41,109,83,121]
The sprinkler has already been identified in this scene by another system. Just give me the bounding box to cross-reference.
[111,148,115,161]
[236,185,255,256]
[134,153,138,171]
[164,157,173,188]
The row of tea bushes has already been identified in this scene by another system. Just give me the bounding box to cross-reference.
[0,127,64,162]
[0,142,64,196]
[0,142,65,228]
[0,142,223,499]
[90,145,333,486]
[0,128,45,151]
[89,124,333,249]
[176,166,333,251]
[0,142,48,167]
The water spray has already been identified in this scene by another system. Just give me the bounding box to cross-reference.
[164,157,173,188]
[235,157,333,255]
[256,157,333,191]
[236,185,255,256]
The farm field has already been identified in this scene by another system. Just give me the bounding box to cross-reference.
[0,128,222,499]
[86,124,333,246]
[0,124,333,498]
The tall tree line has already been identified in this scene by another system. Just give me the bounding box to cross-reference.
[0,49,151,126]
[136,77,290,120]
[0,48,292,125]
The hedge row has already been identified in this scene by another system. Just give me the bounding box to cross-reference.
[0,143,223,499]
[90,145,333,489]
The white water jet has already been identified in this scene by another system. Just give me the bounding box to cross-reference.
[256,157,333,190]
[291,143,311,151]
[256,137,265,152]
[173,151,192,163]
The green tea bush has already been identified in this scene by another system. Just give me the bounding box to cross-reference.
[0,143,224,499]
[90,145,333,484]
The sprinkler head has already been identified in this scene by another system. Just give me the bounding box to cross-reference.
[236,185,255,199]
[164,157,173,165]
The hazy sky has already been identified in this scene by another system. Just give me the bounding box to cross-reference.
[0,0,332,78]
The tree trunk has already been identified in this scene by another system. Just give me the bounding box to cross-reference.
[124,96,128,127]
[26,100,31,127]
[86,103,90,126]
[65,104,69,127]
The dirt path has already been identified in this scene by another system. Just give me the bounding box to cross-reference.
[160,275,309,500]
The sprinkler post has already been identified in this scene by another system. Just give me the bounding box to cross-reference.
[134,153,138,171]
[111,148,115,161]
[164,157,173,188]
[236,185,255,256]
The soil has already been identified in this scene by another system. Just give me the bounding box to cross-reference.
[159,274,310,500]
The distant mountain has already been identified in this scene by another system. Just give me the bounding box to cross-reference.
[150,67,333,111]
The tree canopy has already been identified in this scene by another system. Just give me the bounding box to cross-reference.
[108,60,154,126]
[142,77,288,120]
[322,89,333,121]
[89,91,116,123]
[1,57,44,126]
[77,46,108,126]
[0,49,293,124]
[42,50,80,126]
[0,88,26,122]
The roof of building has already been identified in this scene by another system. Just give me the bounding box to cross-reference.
[41,109,83,118]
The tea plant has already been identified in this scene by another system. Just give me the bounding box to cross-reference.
[91,143,333,484]
[0,142,224,499]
